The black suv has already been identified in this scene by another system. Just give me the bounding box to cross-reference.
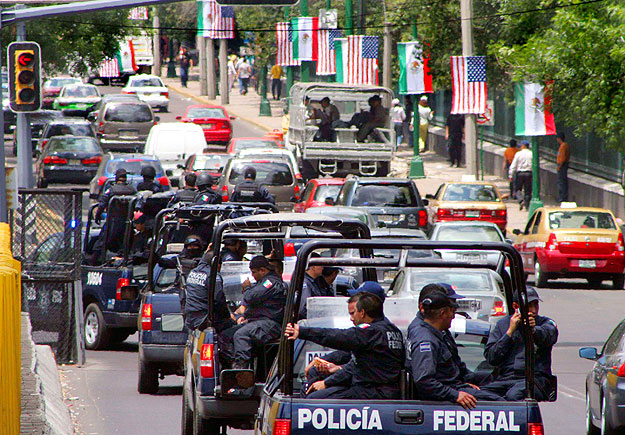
[335,176,428,229]
[36,118,97,156]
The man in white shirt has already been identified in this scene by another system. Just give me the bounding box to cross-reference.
[508,140,533,210]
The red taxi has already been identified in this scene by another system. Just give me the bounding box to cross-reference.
[293,178,345,213]
[513,205,625,289]
[176,104,234,145]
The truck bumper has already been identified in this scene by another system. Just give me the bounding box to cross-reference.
[140,344,185,363]
[103,311,138,328]
[197,395,260,420]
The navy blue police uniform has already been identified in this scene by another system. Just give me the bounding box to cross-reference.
[194,188,222,205]
[184,259,233,332]
[298,272,324,319]
[298,317,405,399]
[137,180,163,193]
[230,180,275,204]
[220,246,242,262]
[482,313,558,401]
[169,187,197,206]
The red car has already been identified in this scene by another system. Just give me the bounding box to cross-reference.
[226,137,282,155]
[293,178,346,213]
[176,104,234,145]
[42,77,82,109]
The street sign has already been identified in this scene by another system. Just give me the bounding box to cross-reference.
[7,41,42,113]
[477,99,494,126]
[217,0,298,4]
[319,8,338,29]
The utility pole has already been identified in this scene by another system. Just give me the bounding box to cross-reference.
[152,11,160,76]
[409,22,425,179]
[198,35,207,95]
[299,0,310,82]
[460,0,478,177]
[528,137,543,216]
[357,0,364,34]
[219,39,228,105]
[345,0,353,35]
[206,38,216,99]
[16,8,33,189]
[382,20,391,88]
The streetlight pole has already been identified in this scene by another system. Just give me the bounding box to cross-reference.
[299,0,310,82]
[345,0,353,36]
[409,22,425,179]
[460,0,478,177]
[528,137,543,216]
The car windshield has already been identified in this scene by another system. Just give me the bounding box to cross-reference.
[194,155,229,170]
[351,184,416,206]
[187,107,225,118]
[434,225,503,242]
[49,124,93,137]
[63,86,98,98]
[548,211,616,229]
[47,137,99,153]
[407,269,494,294]
[49,78,80,87]
[107,160,162,176]
[131,78,164,87]
[229,162,293,185]
[104,104,152,122]
[442,184,500,202]
[314,184,342,201]
[233,139,278,151]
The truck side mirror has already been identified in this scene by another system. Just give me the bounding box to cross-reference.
[219,369,255,399]
[425,193,435,199]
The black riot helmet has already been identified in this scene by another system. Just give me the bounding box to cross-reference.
[243,166,256,180]
[184,235,204,258]
[140,165,156,180]
[196,172,214,190]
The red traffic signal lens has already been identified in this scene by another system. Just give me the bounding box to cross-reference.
[18,88,35,103]
[18,70,34,85]
[17,52,34,67]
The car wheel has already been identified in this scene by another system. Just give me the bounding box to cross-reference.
[611,275,624,290]
[586,389,600,435]
[193,407,220,435]
[601,394,616,435]
[84,303,110,350]
[137,357,159,394]
[534,258,548,287]
[588,278,603,289]
[181,386,193,435]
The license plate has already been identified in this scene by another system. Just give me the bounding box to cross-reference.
[203,123,214,129]
[457,253,487,262]
[377,215,394,222]
[70,159,82,165]
[119,130,137,138]
[458,299,482,311]
[579,260,596,268]
[465,210,480,217]
[161,314,184,332]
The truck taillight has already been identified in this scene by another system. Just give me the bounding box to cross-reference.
[122,90,136,95]
[616,233,624,252]
[116,278,130,300]
[491,299,505,317]
[273,419,291,435]
[81,156,102,165]
[547,233,558,251]
[284,242,296,257]
[97,121,104,133]
[527,423,544,435]
[496,209,507,217]
[616,361,625,377]
[141,303,152,331]
[221,185,229,202]
[418,209,427,227]
[200,344,214,378]
[43,156,67,165]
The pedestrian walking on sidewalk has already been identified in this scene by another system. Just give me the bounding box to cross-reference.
[556,132,570,203]
[228,55,237,90]
[509,140,533,210]
[503,139,519,197]
[237,58,252,95]
[270,64,283,100]
[418,96,434,152]
[446,114,464,167]
[390,99,406,147]
[179,47,192,88]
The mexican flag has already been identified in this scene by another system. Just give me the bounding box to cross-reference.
[398,42,432,94]
[116,39,137,73]
[515,82,556,136]
[292,17,318,61]
[197,0,210,37]
[334,37,348,83]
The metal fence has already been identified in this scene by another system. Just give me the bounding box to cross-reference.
[424,88,623,184]
[10,188,85,364]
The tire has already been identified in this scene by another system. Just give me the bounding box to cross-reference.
[601,394,616,435]
[84,303,110,350]
[588,278,603,289]
[161,106,168,113]
[586,390,600,435]
[612,275,624,290]
[193,407,220,435]
[138,357,159,394]
[534,258,548,288]
[181,387,193,435]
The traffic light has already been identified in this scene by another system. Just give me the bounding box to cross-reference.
[7,41,42,113]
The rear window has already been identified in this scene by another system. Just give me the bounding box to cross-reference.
[352,184,416,206]
[106,160,162,176]
[314,184,342,201]
[548,211,616,230]
[187,107,225,118]
[408,270,493,294]
[233,139,278,151]
[442,184,500,202]
[433,225,503,242]
[130,78,164,87]
[229,162,293,185]
[63,86,98,98]
[49,78,80,87]
[194,155,230,170]
[47,137,100,153]
[104,104,152,122]
[49,124,94,137]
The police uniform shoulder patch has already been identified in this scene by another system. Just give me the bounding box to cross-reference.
[358,323,370,329]
[263,279,273,289]
[420,341,432,352]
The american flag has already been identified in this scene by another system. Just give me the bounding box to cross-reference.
[347,35,379,85]
[451,56,487,114]
[200,0,234,39]
[276,22,300,67]
[99,58,120,78]
[316,29,342,75]
[128,7,148,20]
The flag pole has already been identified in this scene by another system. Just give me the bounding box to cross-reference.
[300,0,310,82]
[409,22,425,179]
[285,7,293,109]
[528,136,543,216]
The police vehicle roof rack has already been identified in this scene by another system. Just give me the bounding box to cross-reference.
[278,239,534,400]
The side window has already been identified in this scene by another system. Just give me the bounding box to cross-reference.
[301,183,314,202]
[531,212,542,234]
[388,270,405,295]
[434,184,445,199]
[336,182,352,205]
[602,321,625,356]
[524,213,537,235]
[185,155,194,169]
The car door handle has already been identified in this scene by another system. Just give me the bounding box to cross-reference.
[394,410,423,425]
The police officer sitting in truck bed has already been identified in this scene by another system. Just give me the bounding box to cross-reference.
[169,173,198,206]
[286,291,404,400]
[220,239,247,263]
[230,166,275,204]
[407,284,503,409]
[194,173,222,205]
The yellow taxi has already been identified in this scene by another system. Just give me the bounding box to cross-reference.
[425,181,507,233]
[512,204,625,288]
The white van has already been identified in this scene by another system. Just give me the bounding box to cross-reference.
[144,122,207,186]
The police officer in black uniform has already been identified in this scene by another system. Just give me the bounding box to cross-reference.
[481,287,558,401]
[194,173,222,205]
[136,166,164,193]
[91,168,137,264]
[127,213,152,265]
[407,284,503,409]
[169,173,198,206]
[286,291,404,399]
[298,253,324,319]
[221,255,286,369]
[315,266,341,296]
[220,239,247,262]
[230,166,275,204]
[157,235,205,284]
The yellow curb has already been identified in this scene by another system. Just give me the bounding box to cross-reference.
[168,83,274,133]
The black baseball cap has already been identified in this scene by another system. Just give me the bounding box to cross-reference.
[115,168,128,180]
[513,286,542,304]
[249,255,274,270]
[421,291,460,309]
[419,283,464,304]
